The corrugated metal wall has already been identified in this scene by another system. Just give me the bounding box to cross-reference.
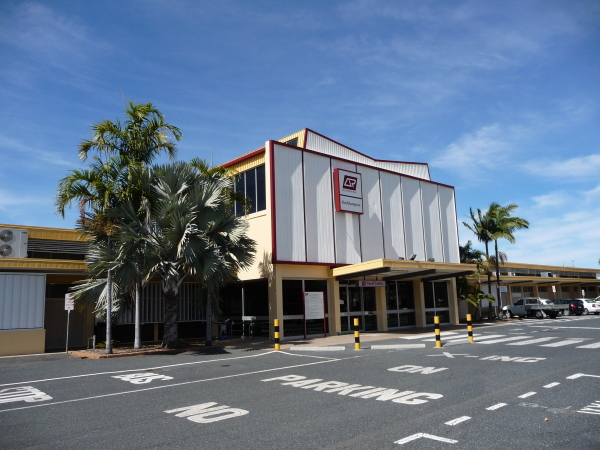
[358,166,384,262]
[380,172,406,259]
[421,182,444,262]
[274,145,306,262]
[305,131,430,180]
[272,144,459,265]
[0,273,45,330]
[303,152,335,263]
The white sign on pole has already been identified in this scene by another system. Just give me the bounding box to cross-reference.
[499,286,508,293]
[582,289,585,297]
[304,292,324,320]
[552,286,556,293]
[65,294,75,311]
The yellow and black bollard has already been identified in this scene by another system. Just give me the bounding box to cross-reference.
[434,316,442,348]
[354,318,361,350]
[274,319,280,351]
[466,313,474,343]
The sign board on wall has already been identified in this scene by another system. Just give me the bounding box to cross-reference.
[304,292,325,320]
[358,280,386,287]
[333,169,363,214]
[65,294,74,311]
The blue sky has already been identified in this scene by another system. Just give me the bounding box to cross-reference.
[1,0,599,269]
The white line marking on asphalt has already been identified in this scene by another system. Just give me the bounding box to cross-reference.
[0,351,278,387]
[486,403,507,410]
[543,382,560,388]
[507,337,557,345]
[566,373,600,379]
[371,344,426,349]
[423,334,503,342]
[479,336,533,344]
[576,342,600,348]
[287,346,346,351]
[540,339,588,347]
[0,356,352,414]
[395,433,458,444]
[445,416,471,426]
[525,326,600,330]
[518,392,537,398]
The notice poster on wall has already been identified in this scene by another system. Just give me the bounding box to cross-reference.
[304,292,325,320]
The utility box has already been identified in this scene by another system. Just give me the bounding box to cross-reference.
[0,229,28,258]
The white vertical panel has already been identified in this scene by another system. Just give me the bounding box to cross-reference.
[439,186,460,263]
[274,145,306,262]
[421,182,444,262]
[402,177,426,261]
[331,159,361,264]
[357,167,384,261]
[304,152,335,263]
[380,172,405,259]
[0,274,45,330]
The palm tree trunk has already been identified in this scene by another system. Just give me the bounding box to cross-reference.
[485,242,493,320]
[495,240,502,314]
[205,290,212,346]
[134,277,141,349]
[162,290,179,349]
[106,268,113,354]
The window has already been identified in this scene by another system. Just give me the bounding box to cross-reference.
[233,165,266,216]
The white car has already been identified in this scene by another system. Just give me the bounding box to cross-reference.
[580,298,600,315]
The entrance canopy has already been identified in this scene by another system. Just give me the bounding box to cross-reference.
[332,259,476,282]
[489,275,600,287]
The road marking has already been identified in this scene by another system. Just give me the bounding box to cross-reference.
[486,403,507,410]
[445,416,470,426]
[525,326,600,330]
[518,392,537,398]
[507,337,557,345]
[543,382,560,388]
[0,386,52,404]
[165,402,248,423]
[288,346,346,351]
[395,433,458,444]
[112,373,174,384]
[388,365,448,375]
[0,355,349,413]
[422,334,503,342]
[540,339,588,347]
[399,332,458,340]
[0,351,274,387]
[479,336,533,344]
[371,344,426,349]
[576,342,600,348]
[566,373,600,379]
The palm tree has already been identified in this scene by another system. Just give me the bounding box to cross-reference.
[113,162,256,349]
[56,101,182,352]
[463,207,497,317]
[489,203,529,310]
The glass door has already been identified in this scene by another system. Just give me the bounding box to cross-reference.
[424,281,450,325]
[339,285,377,332]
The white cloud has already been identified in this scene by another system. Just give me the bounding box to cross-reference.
[531,191,569,208]
[522,154,600,181]
[317,77,335,87]
[0,134,74,167]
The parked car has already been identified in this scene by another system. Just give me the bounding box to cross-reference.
[552,299,584,316]
[503,297,567,319]
[580,298,600,315]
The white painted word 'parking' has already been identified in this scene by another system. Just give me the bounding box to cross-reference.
[112,373,174,384]
[0,386,52,404]
[165,402,249,423]
[262,375,443,405]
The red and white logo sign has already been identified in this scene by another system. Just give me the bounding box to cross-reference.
[333,169,363,214]
[343,175,358,191]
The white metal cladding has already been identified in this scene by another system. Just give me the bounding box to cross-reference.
[421,182,444,262]
[116,282,205,324]
[439,186,460,263]
[357,166,384,261]
[380,172,406,259]
[305,131,430,180]
[274,145,306,262]
[331,159,361,264]
[303,152,335,262]
[401,177,426,262]
[0,273,45,330]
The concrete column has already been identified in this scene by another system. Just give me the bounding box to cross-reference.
[330,278,341,335]
[376,286,388,331]
[448,278,459,325]
[413,279,426,327]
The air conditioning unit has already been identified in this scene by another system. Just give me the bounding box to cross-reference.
[540,272,553,277]
[0,229,28,258]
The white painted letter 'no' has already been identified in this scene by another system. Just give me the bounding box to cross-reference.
[165,402,249,423]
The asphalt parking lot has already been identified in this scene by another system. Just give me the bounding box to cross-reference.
[1,315,600,449]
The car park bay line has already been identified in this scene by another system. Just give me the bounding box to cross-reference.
[506,337,557,345]
[576,342,600,348]
[539,339,589,347]
[478,336,535,344]
[0,354,354,414]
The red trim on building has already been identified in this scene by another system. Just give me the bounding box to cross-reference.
[272,259,347,268]
[222,147,265,168]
